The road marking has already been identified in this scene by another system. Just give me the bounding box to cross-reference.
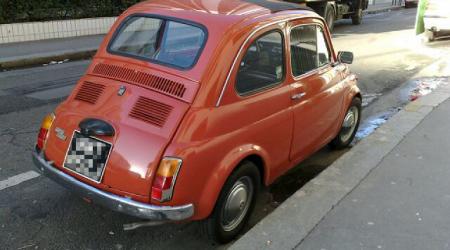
[0,171,40,191]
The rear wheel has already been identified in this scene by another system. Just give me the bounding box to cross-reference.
[330,97,361,149]
[352,9,363,25]
[203,161,260,243]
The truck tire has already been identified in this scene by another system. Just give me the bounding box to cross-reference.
[352,9,363,25]
[325,4,335,31]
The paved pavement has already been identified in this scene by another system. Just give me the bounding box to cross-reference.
[298,91,450,250]
[230,71,450,250]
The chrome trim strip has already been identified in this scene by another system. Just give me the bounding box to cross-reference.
[32,151,194,221]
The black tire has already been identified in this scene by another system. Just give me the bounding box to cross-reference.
[352,9,363,25]
[324,4,335,31]
[329,97,362,149]
[203,161,260,244]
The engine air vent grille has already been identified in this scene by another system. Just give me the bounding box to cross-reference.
[92,63,187,99]
[130,96,173,127]
[74,82,105,104]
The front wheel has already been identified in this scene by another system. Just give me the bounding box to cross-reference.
[203,161,260,244]
[330,97,362,149]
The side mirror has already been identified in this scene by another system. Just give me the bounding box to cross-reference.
[337,51,354,64]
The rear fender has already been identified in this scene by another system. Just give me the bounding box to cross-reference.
[195,144,270,219]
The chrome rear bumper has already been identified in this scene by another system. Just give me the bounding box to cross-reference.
[32,151,194,221]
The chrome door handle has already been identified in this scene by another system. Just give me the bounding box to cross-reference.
[291,92,306,100]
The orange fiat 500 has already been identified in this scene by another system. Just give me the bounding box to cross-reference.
[33,0,361,243]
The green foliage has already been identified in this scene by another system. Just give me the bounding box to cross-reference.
[0,0,142,24]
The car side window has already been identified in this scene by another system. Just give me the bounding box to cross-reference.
[317,27,331,67]
[236,31,284,95]
[290,25,331,77]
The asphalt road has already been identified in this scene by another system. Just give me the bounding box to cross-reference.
[0,8,448,250]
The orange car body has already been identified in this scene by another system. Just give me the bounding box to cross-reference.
[34,0,360,222]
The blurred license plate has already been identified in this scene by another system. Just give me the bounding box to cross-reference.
[64,131,112,183]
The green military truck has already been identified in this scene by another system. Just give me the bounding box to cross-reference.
[284,0,369,30]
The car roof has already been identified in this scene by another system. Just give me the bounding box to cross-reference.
[109,0,321,86]
[242,0,313,12]
[128,0,318,28]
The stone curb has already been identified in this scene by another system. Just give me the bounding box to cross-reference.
[229,67,450,249]
[0,49,97,70]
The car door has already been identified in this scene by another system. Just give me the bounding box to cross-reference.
[217,27,294,180]
[288,20,345,162]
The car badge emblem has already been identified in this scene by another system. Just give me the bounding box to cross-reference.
[55,127,67,141]
[118,85,126,96]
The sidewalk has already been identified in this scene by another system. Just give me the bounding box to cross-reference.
[0,35,103,69]
[230,75,450,249]
[298,94,450,249]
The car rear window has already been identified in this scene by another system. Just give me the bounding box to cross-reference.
[109,16,207,69]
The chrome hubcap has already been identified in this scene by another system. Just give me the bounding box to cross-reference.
[340,106,359,142]
[221,176,253,232]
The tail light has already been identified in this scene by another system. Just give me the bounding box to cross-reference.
[37,113,55,150]
[151,157,182,202]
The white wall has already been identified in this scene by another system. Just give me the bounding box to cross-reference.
[0,17,117,44]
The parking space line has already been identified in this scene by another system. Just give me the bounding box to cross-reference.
[0,171,40,191]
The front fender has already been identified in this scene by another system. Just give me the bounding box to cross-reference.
[334,74,360,136]
[346,75,361,103]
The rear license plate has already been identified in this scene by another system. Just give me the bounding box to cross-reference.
[63,131,112,183]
